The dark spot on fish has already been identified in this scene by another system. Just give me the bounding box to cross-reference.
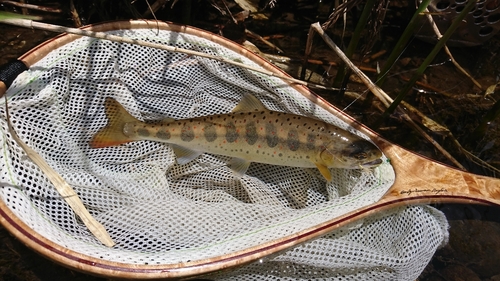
[180,125,194,142]
[287,129,300,151]
[225,122,239,143]
[204,124,217,142]
[265,123,279,148]
[245,122,258,145]
[137,128,150,137]
[156,130,171,140]
[278,153,283,157]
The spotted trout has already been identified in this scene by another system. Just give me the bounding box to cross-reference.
[90,95,382,181]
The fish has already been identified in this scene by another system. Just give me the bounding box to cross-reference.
[90,95,383,181]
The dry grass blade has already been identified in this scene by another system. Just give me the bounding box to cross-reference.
[3,96,115,247]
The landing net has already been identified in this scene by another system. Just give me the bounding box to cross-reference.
[0,22,447,279]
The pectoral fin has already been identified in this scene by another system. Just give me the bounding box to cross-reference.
[228,157,251,179]
[315,162,332,182]
[171,145,203,165]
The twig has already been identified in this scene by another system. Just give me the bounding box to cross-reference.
[69,0,82,28]
[424,8,483,90]
[0,18,339,91]
[309,23,393,107]
[0,0,63,13]
[3,96,115,247]
[245,29,284,54]
[310,22,465,170]
[142,0,168,17]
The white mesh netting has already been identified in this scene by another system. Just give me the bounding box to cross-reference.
[0,26,448,279]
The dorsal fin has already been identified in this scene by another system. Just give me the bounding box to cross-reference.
[232,95,266,113]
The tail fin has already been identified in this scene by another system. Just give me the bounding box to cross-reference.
[90,97,139,148]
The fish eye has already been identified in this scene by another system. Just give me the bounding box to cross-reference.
[354,152,367,160]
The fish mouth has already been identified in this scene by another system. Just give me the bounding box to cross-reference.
[361,158,383,168]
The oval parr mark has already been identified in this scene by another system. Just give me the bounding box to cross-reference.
[306,133,316,150]
[265,123,279,148]
[225,122,239,143]
[137,128,150,137]
[245,121,258,145]
[156,130,171,140]
[287,129,300,151]
[204,124,217,142]
[180,125,195,142]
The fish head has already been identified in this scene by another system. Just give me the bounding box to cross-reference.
[319,139,383,169]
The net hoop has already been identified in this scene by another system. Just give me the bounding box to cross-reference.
[0,20,399,279]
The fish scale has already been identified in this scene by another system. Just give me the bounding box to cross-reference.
[91,95,383,181]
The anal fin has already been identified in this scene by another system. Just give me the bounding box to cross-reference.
[228,157,251,179]
[171,144,203,165]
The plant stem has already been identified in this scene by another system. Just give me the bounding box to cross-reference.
[332,0,377,90]
[375,0,478,127]
[375,0,431,87]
